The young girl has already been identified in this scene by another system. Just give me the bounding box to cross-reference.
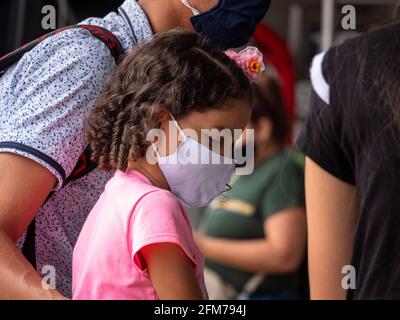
[72,30,263,299]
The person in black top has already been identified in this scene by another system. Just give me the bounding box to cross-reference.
[297,21,400,299]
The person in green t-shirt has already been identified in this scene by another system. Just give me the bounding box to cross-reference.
[194,74,307,300]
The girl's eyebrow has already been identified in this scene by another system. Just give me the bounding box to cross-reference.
[199,126,225,133]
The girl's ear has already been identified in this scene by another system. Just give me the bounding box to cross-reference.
[157,108,171,131]
[150,108,171,157]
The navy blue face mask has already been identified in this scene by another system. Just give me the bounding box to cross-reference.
[187,0,271,49]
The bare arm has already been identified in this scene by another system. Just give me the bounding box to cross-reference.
[194,206,306,274]
[0,153,66,299]
[140,243,204,300]
[305,157,359,300]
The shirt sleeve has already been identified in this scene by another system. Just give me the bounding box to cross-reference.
[130,190,197,272]
[295,48,356,185]
[0,28,116,190]
[260,157,305,221]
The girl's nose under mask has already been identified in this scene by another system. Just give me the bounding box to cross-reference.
[154,113,236,208]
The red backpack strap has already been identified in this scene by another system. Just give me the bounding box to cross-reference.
[0,25,124,73]
[76,25,125,62]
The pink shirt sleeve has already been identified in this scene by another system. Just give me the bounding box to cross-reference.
[130,190,197,272]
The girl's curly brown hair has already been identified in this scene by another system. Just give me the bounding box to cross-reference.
[86,29,253,171]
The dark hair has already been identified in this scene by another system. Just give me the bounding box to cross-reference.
[251,76,291,145]
[86,29,252,171]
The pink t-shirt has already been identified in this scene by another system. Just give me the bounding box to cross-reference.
[72,169,208,300]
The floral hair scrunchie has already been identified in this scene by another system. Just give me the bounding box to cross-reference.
[225,46,266,82]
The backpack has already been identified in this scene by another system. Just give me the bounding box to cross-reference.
[0,25,125,269]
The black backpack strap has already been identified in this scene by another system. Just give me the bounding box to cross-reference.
[16,25,125,269]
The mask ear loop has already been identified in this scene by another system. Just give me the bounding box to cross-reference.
[219,184,232,202]
[151,143,161,158]
[152,113,186,158]
[180,0,200,15]
[169,113,187,141]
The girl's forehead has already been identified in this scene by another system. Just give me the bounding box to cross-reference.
[183,99,252,130]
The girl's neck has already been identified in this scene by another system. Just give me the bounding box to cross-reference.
[127,159,170,190]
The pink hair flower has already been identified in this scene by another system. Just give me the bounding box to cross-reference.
[225,46,265,82]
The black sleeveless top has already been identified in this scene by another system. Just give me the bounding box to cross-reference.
[297,22,400,299]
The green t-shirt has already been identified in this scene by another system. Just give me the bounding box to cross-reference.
[199,149,305,295]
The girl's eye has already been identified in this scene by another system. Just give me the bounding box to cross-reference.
[203,135,222,152]
[202,134,236,158]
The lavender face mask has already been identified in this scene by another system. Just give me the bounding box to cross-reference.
[154,114,236,208]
